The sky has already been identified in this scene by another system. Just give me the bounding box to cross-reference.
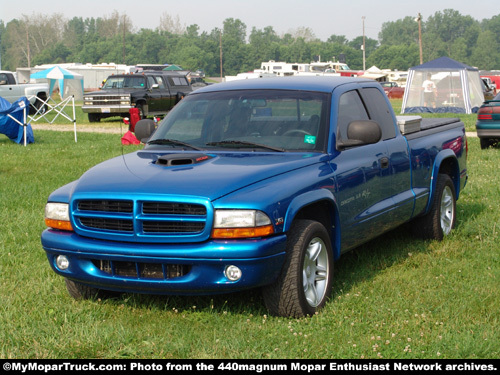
[1,0,497,41]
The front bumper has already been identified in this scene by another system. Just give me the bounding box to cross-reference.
[81,105,133,114]
[42,229,287,295]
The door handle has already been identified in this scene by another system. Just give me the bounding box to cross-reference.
[380,157,389,169]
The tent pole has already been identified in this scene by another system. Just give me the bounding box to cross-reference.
[23,106,27,147]
[72,95,77,142]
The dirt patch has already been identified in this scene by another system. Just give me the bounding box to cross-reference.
[31,123,125,134]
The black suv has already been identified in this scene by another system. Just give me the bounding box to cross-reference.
[82,71,192,122]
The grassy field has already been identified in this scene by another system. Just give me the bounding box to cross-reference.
[0,105,498,359]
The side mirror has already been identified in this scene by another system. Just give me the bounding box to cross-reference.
[150,83,159,90]
[337,120,382,150]
[134,119,156,143]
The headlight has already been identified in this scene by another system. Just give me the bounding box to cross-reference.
[45,203,73,231]
[212,210,274,239]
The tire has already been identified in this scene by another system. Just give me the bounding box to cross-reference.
[412,173,456,241]
[480,138,491,149]
[136,103,146,119]
[30,97,47,115]
[175,92,185,104]
[88,113,101,123]
[263,220,333,317]
[65,278,118,300]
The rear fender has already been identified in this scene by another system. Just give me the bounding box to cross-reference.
[426,149,460,212]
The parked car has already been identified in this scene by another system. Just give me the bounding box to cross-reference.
[481,76,497,94]
[481,79,496,101]
[380,81,405,99]
[0,70,49,114]
[476,92,500,149]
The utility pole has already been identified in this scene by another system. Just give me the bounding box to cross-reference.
[122,15,126,64]
[362,16,366,71]
[219,30,223,80]
[26,27,31,68]
[416,13,423,64]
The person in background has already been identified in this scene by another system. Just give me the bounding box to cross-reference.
[422,73,437,108]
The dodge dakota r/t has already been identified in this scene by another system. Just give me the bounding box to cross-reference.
[42,76,468,317]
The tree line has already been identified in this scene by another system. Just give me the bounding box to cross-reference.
[1,9,499,77]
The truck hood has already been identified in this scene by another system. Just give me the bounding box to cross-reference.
[73,151,326,201]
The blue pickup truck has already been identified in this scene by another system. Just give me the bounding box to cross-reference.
[42,77,468,317]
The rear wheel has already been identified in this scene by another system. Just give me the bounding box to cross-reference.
[480,138,491,149]
[263,220,333,317]
[412,173,456,240]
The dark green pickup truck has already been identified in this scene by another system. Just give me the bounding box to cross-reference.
[82,70,192,122]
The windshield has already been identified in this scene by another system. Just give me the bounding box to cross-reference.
[147,89,329,152]
[103,76,146,89]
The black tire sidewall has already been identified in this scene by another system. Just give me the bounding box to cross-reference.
[430,174,457,240]
[263,219,333,317]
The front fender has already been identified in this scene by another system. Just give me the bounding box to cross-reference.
[283,188,341,260]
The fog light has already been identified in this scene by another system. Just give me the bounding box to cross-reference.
[56,255,69,270]
[225,265,242,281]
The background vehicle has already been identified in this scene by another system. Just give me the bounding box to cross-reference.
[42,77,467,318]
[82,71,192,122]
[476,92,500,149]
[481,79,495,101]
[0,70,49,114]
[380,81,405,99]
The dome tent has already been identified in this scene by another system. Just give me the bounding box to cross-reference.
[401,57,484,114]
[30,66,84,100]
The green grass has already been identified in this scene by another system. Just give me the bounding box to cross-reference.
[0,110,498,359]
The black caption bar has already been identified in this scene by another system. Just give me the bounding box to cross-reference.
[1,359,498,374]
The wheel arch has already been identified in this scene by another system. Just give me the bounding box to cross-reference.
[283,189,341,260]
[427,150,460,212]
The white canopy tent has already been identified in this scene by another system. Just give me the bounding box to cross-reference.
[29,66,80,142]
[31,66,84,100]
[402,57,484,114]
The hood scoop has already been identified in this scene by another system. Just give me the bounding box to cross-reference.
[156,153,214,166]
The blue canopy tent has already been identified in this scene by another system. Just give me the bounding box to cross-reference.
[30,66,84,100]
[402,57,484,114]
[0,96,34,145]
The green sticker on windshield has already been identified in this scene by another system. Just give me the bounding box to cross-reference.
[304,135,316,145]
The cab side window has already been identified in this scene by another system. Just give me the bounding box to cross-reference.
[155,76,166,89]
[0,73,9,85]
[360,88,396,140]
[337,90,369,141]
[147,76,156,88]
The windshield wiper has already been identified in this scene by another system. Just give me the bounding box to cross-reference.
[206,140,285,152]
[147,139,203,151]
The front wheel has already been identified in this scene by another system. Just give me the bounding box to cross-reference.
[263,220,333,317]
[65,278,118,300]
[412,173,456,241]
[88,113,101,122]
